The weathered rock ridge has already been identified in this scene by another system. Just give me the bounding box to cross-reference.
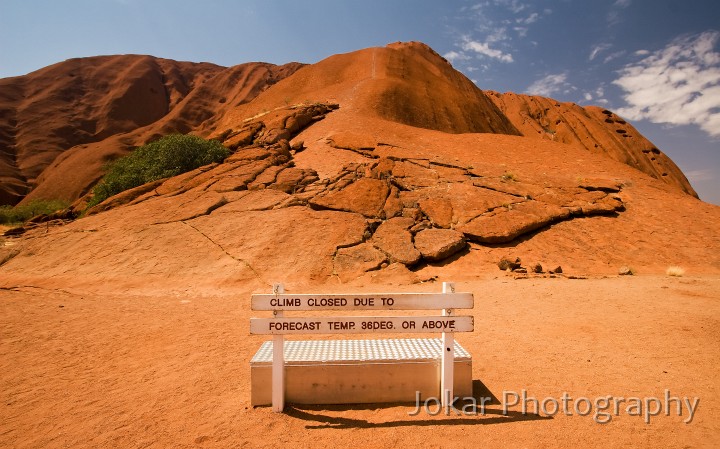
[1,102,637,288]
[0,55,303,205]
[487,91,696,197]
[2,96,719,292]
[1,41,719,293]
[0,42,698,207]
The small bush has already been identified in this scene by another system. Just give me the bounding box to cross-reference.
[666,266,685,277]
[0,199,70,225]
[89,134,229,207]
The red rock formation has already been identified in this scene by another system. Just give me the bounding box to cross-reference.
[487,91,697,197]
[1,43,699,207]
[212,42,520,137]
[1,41,718,289]
[0,55,303,205]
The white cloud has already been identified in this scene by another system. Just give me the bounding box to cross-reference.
[486,27,510,43]
[589,43,612,61]
[448,1,550,69]
[514,27,529,38]
[608,0,631,25]
[582,86,608,105]
[613,31,720,138]
[462,39,514,63]
[491,0,529,14]
[635,49,650,56]
[443,51,467,63]
[526,73,570,97]
[517,12,539,25]
[603,50,626,63]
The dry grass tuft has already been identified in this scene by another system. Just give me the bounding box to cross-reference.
[666,266,685,277]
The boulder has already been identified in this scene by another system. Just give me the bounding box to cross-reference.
[334,243,387,282]
[225,147,272,164]
[498,257,521,271]
[207,160,273,193]
[288,110,314,130]
[383,186,403,218]
[222,123,262,149]
[371,217,421,265]
[445,183,520,225]
[401,207,422,220]
[248,165,286,190]
[460,201,571,244]
[310,178,390,218]
[271,168,318,193]
[391,161,439,189]
[327,131,376,151]
[414,229,466,262]
[371,158,395,179]
[262,128,291,145]
[418,198,453,229]
[409,220,432,233]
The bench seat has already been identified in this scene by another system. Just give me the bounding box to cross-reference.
[250,338,472,405]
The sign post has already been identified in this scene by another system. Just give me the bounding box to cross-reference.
[271,283,284,413]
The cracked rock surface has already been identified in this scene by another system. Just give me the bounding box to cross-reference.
[3,97,719,292]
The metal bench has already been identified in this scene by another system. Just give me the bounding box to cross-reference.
[249,282,474,412]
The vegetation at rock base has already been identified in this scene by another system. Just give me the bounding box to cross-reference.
[0,199,70,225]
[88,134,229,207]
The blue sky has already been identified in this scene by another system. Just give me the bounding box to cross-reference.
[1,0,719,204]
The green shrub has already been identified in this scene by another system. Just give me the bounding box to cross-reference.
[0,199,70,225]
[89,134,229,207]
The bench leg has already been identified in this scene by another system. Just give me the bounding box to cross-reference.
[441,282,455,411]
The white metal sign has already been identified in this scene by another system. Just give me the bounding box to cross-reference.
[250,315,474,335]
[251,292,473,311]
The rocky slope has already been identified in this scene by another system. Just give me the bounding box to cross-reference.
[0,55,303,205]
[487,91,697,196]
[1,42,718,293]
[1,44,696,208]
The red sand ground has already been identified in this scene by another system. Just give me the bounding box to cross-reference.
[1,277,718,448]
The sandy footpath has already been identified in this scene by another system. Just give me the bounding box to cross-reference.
[1,275,718,448]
